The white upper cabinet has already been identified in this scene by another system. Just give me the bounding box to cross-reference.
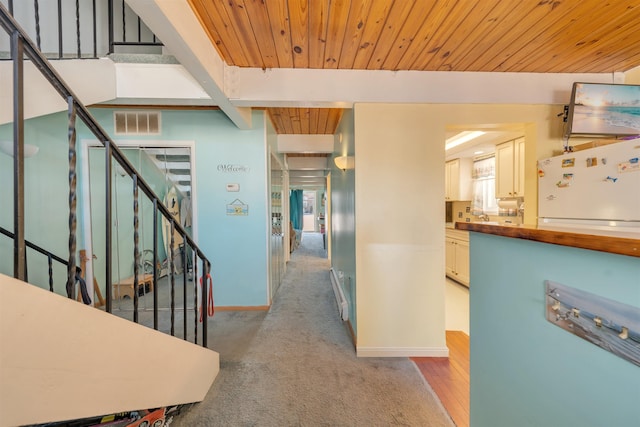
[495,137,525,198]
[445,158,472,201]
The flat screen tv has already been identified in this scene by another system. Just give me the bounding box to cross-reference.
[565,82,640,138]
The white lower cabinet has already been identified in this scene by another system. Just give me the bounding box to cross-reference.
[445,229,470,286]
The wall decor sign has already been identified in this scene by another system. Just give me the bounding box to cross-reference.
[218,164,250,173]
[545,280,640,367]
[226,199,249,216]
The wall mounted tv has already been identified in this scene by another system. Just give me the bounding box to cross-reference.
[565,82,640,138]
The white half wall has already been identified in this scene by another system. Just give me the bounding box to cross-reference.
[0,273,219,426]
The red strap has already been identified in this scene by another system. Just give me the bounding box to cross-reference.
[199,274,214,322]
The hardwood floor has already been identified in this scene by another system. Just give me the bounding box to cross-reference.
[412,331,469,427]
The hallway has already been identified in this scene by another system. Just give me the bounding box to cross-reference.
[173,232,454,426]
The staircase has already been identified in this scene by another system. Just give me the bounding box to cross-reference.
[0,4,218,425]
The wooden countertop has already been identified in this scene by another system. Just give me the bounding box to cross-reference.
[455,222,640,258]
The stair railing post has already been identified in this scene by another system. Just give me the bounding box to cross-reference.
[105,141,113,312]
[153,198,159,330]
[66,96,78,300]
[202,259,209,348]
[11,29,26,282]
[193,250,199,345]
[133,173,139,323]
[170,219,175,336]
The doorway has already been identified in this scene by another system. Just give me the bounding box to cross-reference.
[302,190,316,231]
[80,140,197,308]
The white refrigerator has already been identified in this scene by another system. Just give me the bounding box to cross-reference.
[537,137,640,232]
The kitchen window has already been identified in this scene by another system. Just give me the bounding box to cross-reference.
[472,156,498,215]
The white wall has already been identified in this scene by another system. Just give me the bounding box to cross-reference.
[0,273,219,427]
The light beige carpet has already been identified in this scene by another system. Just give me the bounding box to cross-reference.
[174,232,454,426]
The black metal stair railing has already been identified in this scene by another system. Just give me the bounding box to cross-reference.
[1,4,210,347]
[0,226,92,304]
[3,0,162,60]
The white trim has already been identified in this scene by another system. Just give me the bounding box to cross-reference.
[356,346,450,358]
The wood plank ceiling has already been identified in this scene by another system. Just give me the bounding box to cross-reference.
[188,0,640,135]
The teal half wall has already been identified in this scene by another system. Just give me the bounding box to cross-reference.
[469,232,640,427]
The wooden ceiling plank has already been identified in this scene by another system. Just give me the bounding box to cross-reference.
[188,0,249,66]
[471,1,579,71]
[317,108,331,134]
[381,0,440,70]
[308,0,330,68]
[326,109,344,134]
[290,108,303,134]
[267,108,284,133]
[412,0,482,70]
[241,0,280,69]
[309,108,321,134]
[366,0,417,70]
[501,1,636,73]
[351,0,395,69]
[445,0,522,71]
[220,0,266,68]
[264,0,294,67]
[494,0,592,72]
[584,50,640,74]
[288,0,310,68]
[337,0,374,68]
[322,0,351,69]
[300,108,311,134]
[492,0,616,72]
[427,0,502,71]
[526,4,640,73]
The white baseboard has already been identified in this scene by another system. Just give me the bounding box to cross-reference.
[356,346,450,358]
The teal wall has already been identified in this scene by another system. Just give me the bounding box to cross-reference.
[87,108,270,307]
[470,232,640,427]
[1,109,271,307]
[330,109,357,333]
[0,112,83,293]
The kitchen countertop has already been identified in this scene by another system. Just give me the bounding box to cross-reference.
[455,222,640,258]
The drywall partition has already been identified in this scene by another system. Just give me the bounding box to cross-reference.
[469,233,640,427]
[0,273,219,426]
[354,104,448,357]
[330,109,357,334]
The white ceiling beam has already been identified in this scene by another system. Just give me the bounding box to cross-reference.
[277,134,334,153]
[229,67,623,108]
[287,157,329,171]
[125,0,251,129]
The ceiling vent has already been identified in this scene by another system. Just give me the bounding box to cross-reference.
[114,111,161,135]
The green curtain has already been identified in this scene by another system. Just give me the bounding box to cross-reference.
[290,189,303,230]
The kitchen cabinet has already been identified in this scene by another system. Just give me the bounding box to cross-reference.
[445,158,472,201]
[445,228,470,286]
[495,137,525,198]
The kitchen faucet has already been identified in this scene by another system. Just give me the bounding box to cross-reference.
[478,214,490,222]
